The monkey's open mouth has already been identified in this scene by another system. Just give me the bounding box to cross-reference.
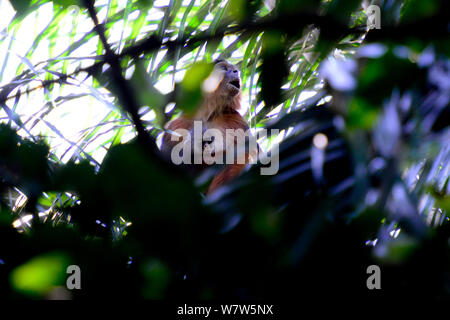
[229,80,240,89]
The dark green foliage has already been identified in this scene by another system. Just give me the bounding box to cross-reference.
[0,0,449,302]
[260,31,288,107]
[0,124,50,203]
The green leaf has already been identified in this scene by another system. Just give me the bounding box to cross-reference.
[228,0,263,21]
[355,51,426,107]
[400,0,439,23]
[325,0,361,23]
[347,97,379,130]
[278,0,320,14]
[259,31,288,108]
[53,0,80,8]
[9,0,31,16]
[177,62,213,114]
[140,259,171,299]
[10,252,72,297]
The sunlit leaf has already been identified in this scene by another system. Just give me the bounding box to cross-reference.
[176,62,213,114]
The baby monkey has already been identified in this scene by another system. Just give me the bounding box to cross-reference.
[161,60,257,195]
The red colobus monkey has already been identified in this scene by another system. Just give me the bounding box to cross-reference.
[161,60,257,195]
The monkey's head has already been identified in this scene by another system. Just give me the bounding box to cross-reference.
[195,60,242,120]
[213,60,241,99]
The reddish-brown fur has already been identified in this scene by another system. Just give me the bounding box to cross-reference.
[161,61,254,195]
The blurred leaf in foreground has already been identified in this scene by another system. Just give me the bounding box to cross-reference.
[10,251,72,298]
[176,62,214,115]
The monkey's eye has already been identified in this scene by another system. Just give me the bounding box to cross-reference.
[220,65,227,71]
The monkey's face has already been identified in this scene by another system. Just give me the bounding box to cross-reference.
[214,61,241,98]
